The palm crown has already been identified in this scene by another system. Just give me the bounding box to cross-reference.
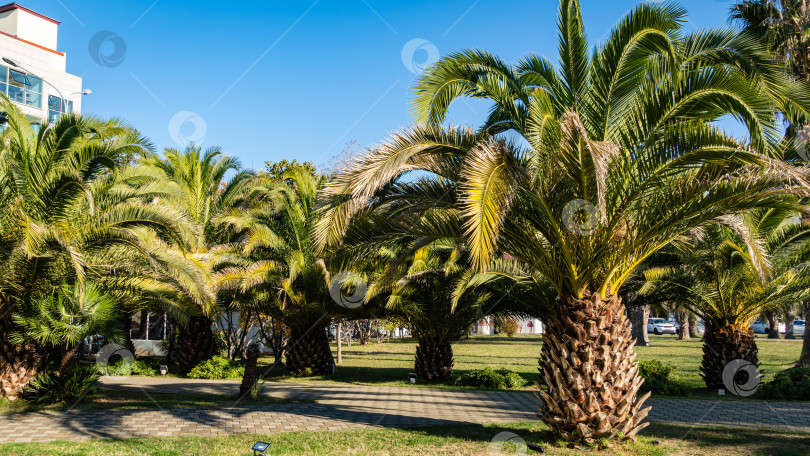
[318,0,810,443]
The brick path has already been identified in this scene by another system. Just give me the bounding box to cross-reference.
[0,376,807,443]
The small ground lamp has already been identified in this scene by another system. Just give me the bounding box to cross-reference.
[159,365,168,376]
[251,441,270,455]
[408,373,417,384]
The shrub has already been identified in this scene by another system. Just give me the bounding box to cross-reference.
[637,359,691,397]
[131,359,162,376]
[502,319,519,337]
[98,358,162,376]
[455,367,528,389]
[23,366,100,404]
[187,356,245,379]
[759,367,810,400]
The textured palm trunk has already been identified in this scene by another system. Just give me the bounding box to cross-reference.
[175,315,217,373]
[678,310,690,340]
[628,304,650,347]
[700,324,758,388]
[537,290,650,443]
[765,311,780,339]
[688,314,699,339]
[0,314,46,399]
[785,308,797,340]
[798,302,810,367]
[119,312,136,356]
[286,325,334,375]
[58,345,76,377]
[414,335,453,381]
[239,343,260,398]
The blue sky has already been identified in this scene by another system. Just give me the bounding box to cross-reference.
[22,0,733,170]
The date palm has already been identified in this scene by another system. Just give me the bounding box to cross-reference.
[318,0,810,443]
[732,0,810,82]
[365,240,528,381]
[0,97,196,397]
[136,145,253,371]
[641,210,810,387]
[217,168,336,375]
[11,284,120,377]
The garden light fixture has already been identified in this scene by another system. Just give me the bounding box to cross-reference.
[251,441,270,455]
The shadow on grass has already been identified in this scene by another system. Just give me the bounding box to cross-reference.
[408,421,810,455]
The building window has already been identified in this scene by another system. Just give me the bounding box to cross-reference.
[48,95,73,123]
[2,67,42,109]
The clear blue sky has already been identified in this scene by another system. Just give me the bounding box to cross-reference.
[22,0,734,170]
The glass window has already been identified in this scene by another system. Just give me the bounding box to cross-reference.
[8,85,24,104]
[9,69,27,85]
[24,75,41,108]
[0,65,7,83]
[48,95,61,112]
[26,91,41,109]
[48,95,64,123]
[7,70,42,109]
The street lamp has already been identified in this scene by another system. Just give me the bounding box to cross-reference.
[2,56,66,113]
[66,89,92,114]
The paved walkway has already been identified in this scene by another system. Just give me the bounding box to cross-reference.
[0,376,808,443]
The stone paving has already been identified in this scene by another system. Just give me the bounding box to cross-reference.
[0,376,807,443]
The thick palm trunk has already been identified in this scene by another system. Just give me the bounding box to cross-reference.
[119,312,136,356]
[628,304,650,346]
[286,325,334,376]
[688,313,699,338]
[700,324,758,388]
[785,307,797,339]
[678,310,690,340]
[0,314,46,399]
[798,302,810,367]
[537,290,650,444]
[175,315,217,373]
[414,335,453,381]
[766,311,780,339]
[239,343,260,398]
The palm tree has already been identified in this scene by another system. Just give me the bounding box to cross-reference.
[217,168,336,375]
[317,0,810,443]
[732,0,810,82]
[0,97,195,397]
[365,241,529,381]
[641,211,810,387]
[136,145,253,372]
[11,284,120,377]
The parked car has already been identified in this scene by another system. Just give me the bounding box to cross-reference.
[792,320,805,336]
[667,319,706,336]
[750,319,770,334]
[647,318,677,335]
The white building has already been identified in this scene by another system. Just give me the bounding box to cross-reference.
[473,317,544,335]
[0,3,83,122]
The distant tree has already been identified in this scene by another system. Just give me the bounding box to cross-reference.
[264,159,316,179]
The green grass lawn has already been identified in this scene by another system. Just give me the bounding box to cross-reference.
[1,422,808,456]
[258,334,803,393]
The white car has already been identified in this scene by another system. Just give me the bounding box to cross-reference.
[750,320,770,334]
[791,320,806,336]
[647,318,677,335]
